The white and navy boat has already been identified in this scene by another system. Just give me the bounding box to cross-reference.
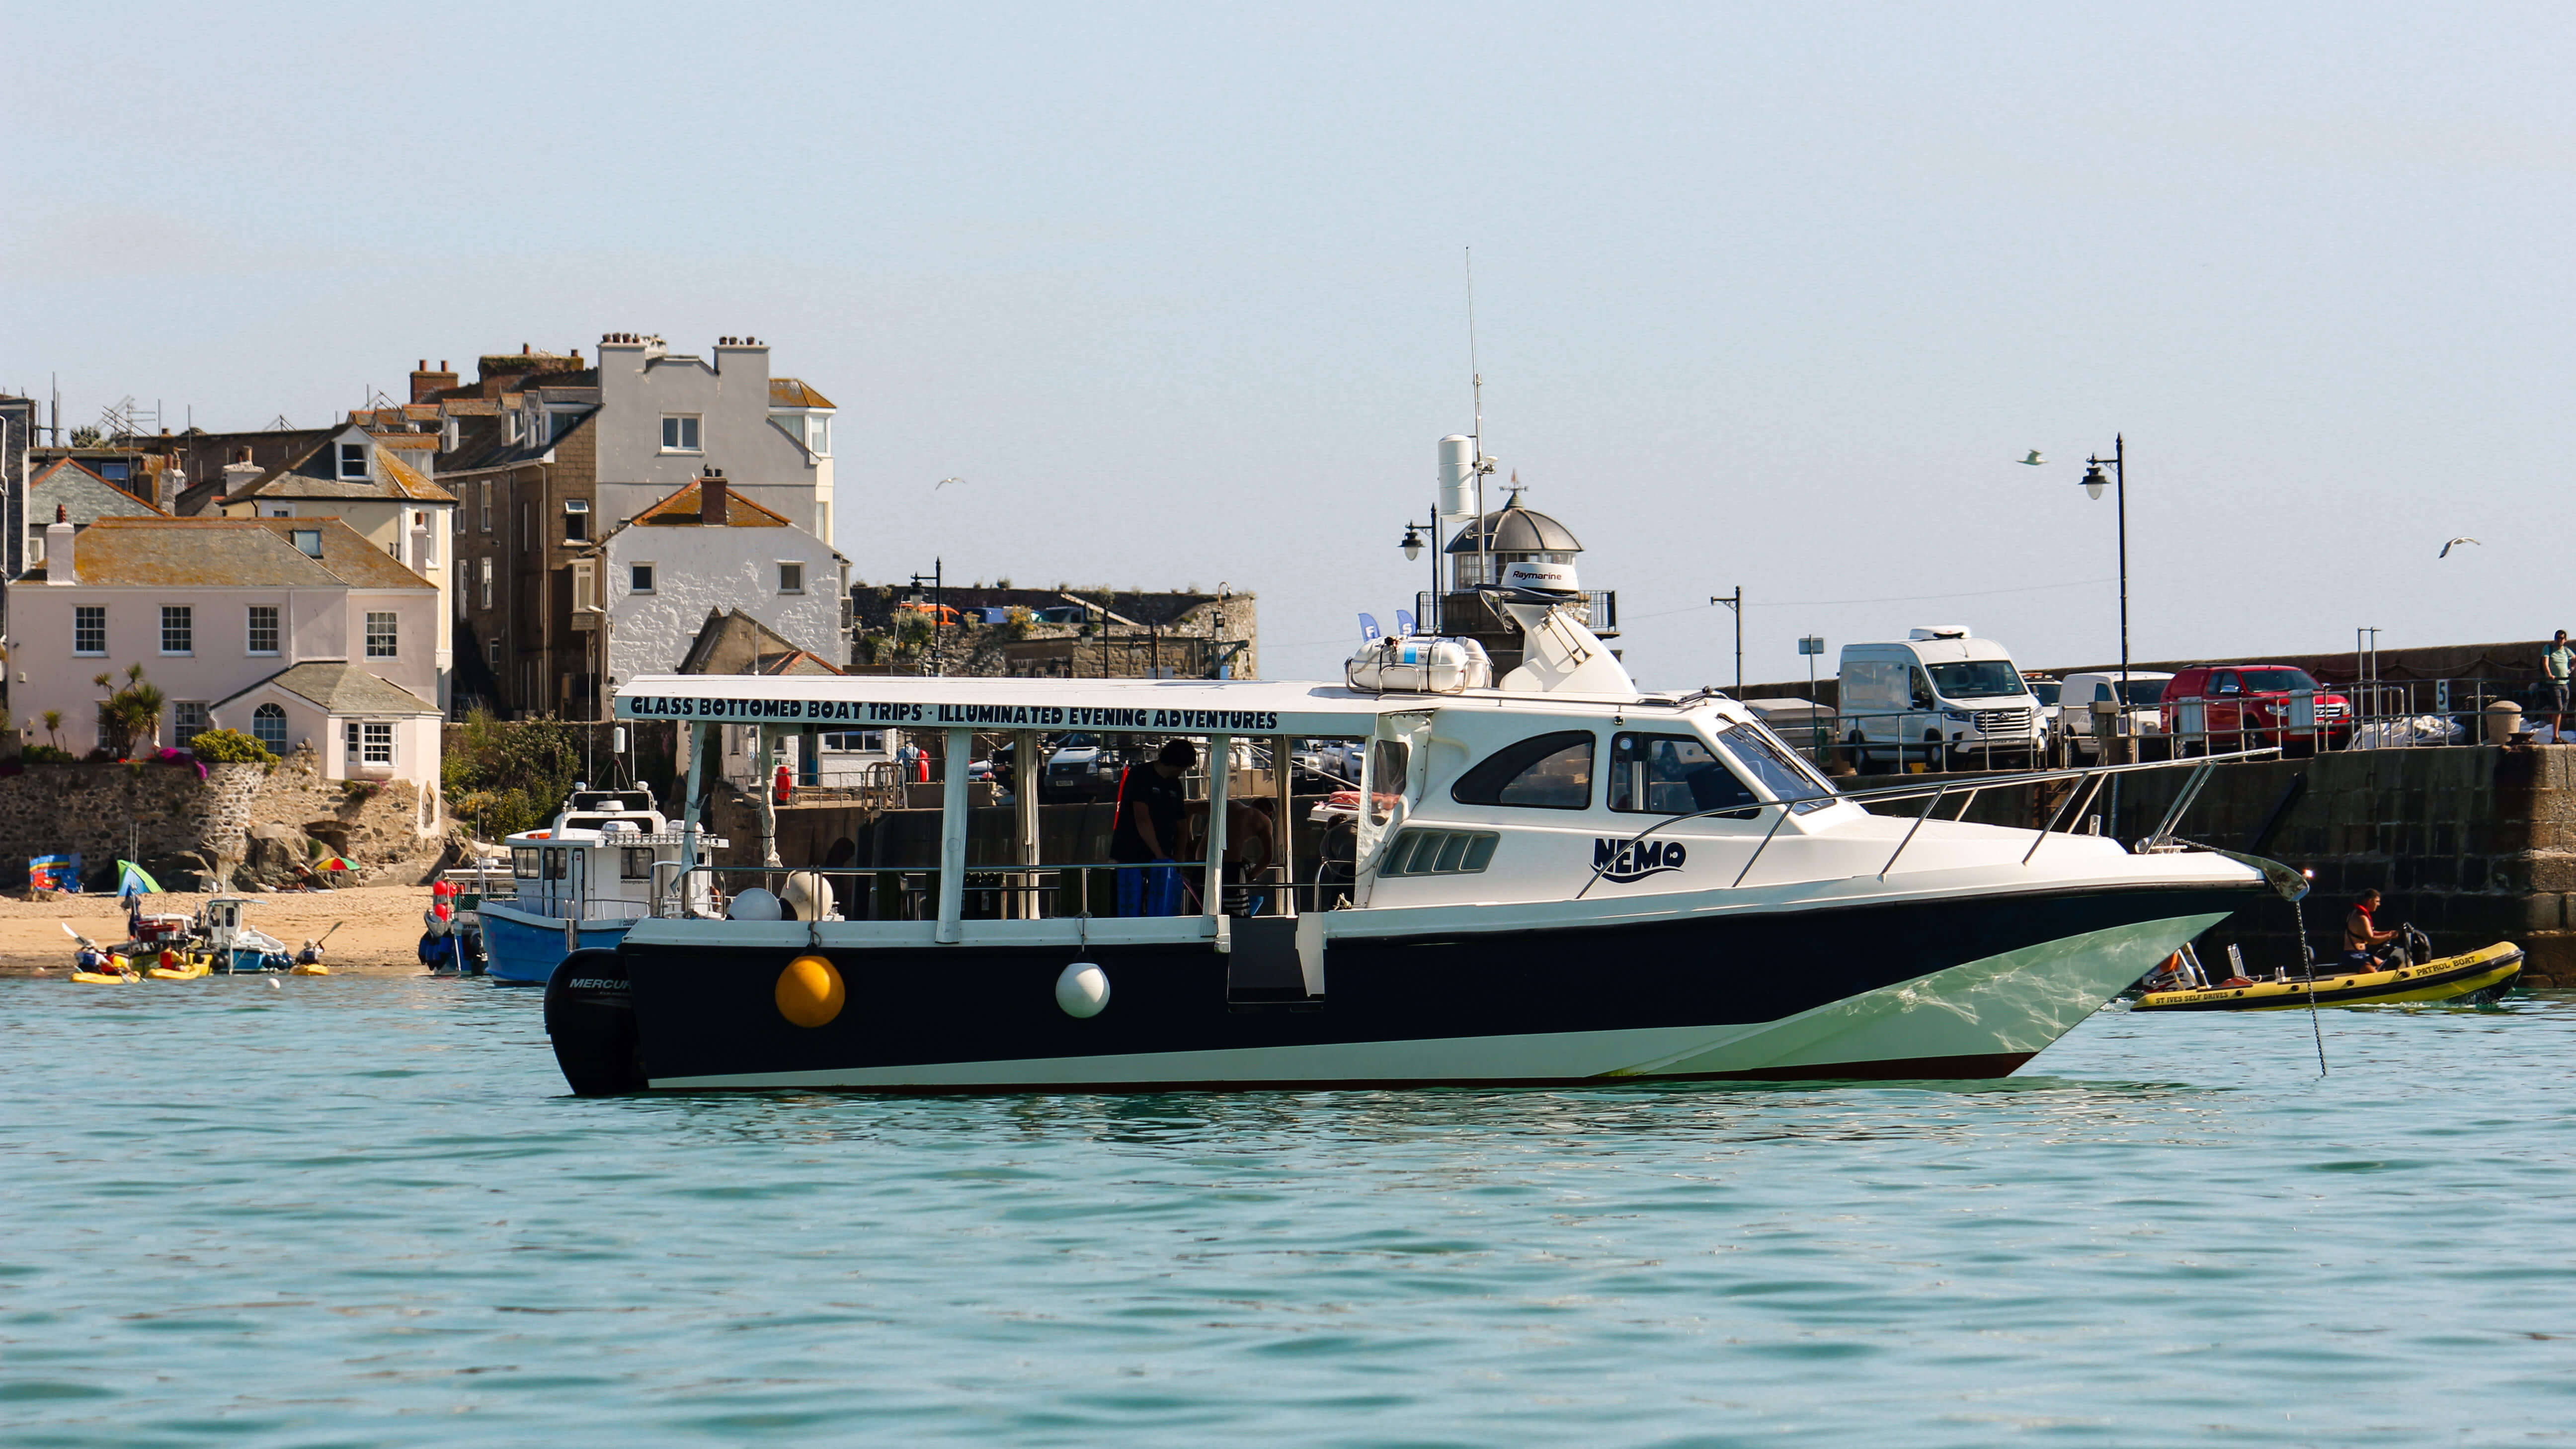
[481,788,723,984]
[545,590,2298,1094]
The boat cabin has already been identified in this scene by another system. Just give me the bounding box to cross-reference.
[502,787,720,922]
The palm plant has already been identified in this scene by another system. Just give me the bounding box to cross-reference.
[41,711,61,749]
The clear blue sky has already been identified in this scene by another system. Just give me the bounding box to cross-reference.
[7,3,2570,687]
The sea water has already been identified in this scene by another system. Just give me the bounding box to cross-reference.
[3,977,2572,1448]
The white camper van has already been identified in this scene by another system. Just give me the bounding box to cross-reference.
[1838,628,2043,770]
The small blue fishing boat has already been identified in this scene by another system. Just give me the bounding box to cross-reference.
[479,787,723,984]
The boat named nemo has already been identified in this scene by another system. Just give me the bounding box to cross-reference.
[545,590,2298,1094]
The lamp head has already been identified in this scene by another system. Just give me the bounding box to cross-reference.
[1400,525,1423,562]
[2081,464,2108,501]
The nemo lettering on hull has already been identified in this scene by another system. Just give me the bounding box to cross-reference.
[1592,838,1687,884]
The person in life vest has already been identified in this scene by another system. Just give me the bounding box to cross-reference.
[297,938,326,967]
[2342,889,2401,971]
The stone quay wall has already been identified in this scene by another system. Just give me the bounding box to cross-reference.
[0,746,444,892]
[1861,744,2576,986]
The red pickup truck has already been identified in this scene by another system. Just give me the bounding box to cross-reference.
[2160,664,2351,753]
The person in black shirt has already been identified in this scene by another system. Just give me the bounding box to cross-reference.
[1111,739,1195,916]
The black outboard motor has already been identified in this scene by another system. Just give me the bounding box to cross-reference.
[545,949,646,1095]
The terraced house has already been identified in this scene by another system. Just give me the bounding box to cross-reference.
[431,335,838,720]
[8,515,440,781]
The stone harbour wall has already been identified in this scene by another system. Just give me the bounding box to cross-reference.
[0,744,444,892]
[1864,744,2576,986]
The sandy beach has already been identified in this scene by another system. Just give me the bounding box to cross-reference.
[0,884,449,976]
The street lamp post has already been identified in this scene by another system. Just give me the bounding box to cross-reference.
[1400,511,1441,635]
[2079,436,2130,834]
[2078,437,2129,712]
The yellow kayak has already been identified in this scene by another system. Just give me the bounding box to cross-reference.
[146,959,212,980]
[289,962,330,975]
[2136,941,2524,1012]
[71,955,136,985]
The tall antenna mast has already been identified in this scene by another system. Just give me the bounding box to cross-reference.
[1465,247,1489,595]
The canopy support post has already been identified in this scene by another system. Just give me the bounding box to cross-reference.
[1203,734,1231,920]
[676,721,703,916]
[936,726,970,943]
[1274,741,1294,916]
[1013,728,1041,919]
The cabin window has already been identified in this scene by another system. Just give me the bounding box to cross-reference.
[512,848,539,879]
[1610,733,1756,817]
[542,848,566,882]
[822,730,886,752]
[1450,730,1595,810]
[622,848,654,880]
[1366,739,1412,826]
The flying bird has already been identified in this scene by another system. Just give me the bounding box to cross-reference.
[2439,537,2482,559]
[935,476,966,490]
[2018,450,2045,466]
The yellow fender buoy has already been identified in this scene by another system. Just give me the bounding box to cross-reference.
[775,955,845,1028]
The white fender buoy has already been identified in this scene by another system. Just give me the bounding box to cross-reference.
[727,887,783,921]
[1054,962,1110,1018]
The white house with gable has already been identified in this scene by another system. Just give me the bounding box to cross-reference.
[577,472,848,694]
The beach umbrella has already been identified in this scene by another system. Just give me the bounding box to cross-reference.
[116,860,161,895]
[317,857,354,872]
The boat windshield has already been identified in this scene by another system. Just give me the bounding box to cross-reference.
[1925,660,2026,699]
[1713,720,1838,813]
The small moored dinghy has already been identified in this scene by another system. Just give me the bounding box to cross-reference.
[2134,939,2523,1011]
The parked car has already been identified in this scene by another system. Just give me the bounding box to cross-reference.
[2056,670,2174,759]
[1041,732,1131,802]
[1839,628,2045,770]
[2026,675,2063,742]
[2160,665,2351,753]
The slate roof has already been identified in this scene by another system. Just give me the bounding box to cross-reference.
[675,607,842,676]
[19,516,433,589]
[769,378,836,409]
[222,431,457,505]
[212,661,439,716]
[29,457,168,515]
[437,407,592,475]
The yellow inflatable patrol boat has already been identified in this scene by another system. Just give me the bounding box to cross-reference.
[2135,941,2524,1012]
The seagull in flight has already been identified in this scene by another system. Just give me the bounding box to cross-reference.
[2017,450,2045,466]
[2439,537,2481,559]
[935,477,966,490]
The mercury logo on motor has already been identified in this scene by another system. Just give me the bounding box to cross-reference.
[1593,838,1686,884]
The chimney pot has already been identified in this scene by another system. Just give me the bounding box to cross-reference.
[418,359,426,370]
[56,503,67,523]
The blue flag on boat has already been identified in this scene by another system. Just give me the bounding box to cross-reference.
[1394,609,1416,637]
[1358,613,1382,643]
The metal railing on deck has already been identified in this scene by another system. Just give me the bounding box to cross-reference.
[646,861,1356,923]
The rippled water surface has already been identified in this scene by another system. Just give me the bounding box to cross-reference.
[5,976,2574,1447]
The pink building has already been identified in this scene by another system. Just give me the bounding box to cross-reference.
[10,514,442,782]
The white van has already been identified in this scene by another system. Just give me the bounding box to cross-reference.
[1838,628,2044,770]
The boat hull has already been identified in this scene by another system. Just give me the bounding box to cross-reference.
[603,882,2258,1092]
[483,902,634,985]
[2134,941,2524,1011]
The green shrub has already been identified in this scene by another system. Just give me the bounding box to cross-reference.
[187,728,278,764]
[18,744,75,764]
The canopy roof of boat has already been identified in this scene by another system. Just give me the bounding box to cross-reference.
[613,672,1430,736]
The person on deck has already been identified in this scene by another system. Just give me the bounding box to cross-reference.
[1110,740,1195,917]
[2548,630,2575,736]
[2342,889,2400,972]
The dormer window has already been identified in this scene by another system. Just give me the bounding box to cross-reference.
[291,529,322,557]
[807,415,829,456]
[338,442,367,479]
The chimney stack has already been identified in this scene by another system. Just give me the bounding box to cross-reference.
[410,357,458,403]
[44,505,73,583]
[699,467,727,526]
